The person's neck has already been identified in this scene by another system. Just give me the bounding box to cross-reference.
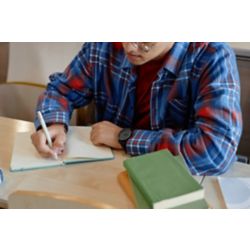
[153,42,174,61]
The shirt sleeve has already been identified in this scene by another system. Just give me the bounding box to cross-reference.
[126,44,242,176]
[35,43,94,130]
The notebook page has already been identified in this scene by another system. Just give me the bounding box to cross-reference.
[65,127,113,160]
[10,132,63,171]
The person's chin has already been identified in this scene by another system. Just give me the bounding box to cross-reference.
[126,54,145,65]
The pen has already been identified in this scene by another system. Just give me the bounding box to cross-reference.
[37,111,53,148]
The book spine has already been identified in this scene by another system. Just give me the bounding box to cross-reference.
[124,161,154,207]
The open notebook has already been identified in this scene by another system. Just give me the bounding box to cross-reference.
[10,126,114,172]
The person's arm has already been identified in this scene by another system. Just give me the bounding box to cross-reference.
[126,44,242,176]
[34,43,94,130]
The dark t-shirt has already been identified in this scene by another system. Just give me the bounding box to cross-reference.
[133,53,169,129]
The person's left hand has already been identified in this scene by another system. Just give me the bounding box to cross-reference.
[90,121,123,149]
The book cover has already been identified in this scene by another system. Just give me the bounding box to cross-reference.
[10,126,114,172]
[124,150,206,209]
[127,171,208,209]
[117,171,136,206]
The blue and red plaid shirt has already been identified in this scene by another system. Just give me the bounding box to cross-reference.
[35,42,242,175]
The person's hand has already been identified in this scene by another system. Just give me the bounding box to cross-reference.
[90,121,123,149]
[31,124,66,159]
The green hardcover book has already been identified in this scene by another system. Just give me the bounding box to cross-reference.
[124,150,207,209]
[127,174,208,209]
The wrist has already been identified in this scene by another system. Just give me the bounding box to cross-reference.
[118,128,132,152]
[48,123,68,134]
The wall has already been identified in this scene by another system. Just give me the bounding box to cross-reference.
[229,42,250,50]
[8,42,82,85]
[7,43,250,86]
[229,42,250,57]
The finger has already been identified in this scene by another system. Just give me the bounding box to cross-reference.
[91,121,105,129]
[90,133,97,144]
[90,129,101,143]
[53,133,66,154]
[102,120,111,125]
[35,137,54,156]
[92,140,102,146]
[39,150,58,159]
[90,127,97,142]
[91,134,104,146]
[91,122,99,129]
[90,132,96,144]
[90,126,101,141]
[31,131,57,158]
[36,140,57,158]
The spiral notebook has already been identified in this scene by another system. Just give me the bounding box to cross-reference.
[10,126,114,172]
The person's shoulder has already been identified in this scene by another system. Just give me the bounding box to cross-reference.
[81,42,113,52]
[84,42,122,57]
[77,43,115,63]
[188,42,235,57]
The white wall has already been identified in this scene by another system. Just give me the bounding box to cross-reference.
[229,42,250,50]
[229,42,250,57]
[7,42,250,86]
[8,42,82,85]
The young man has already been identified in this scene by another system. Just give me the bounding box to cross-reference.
[31,42,242,175]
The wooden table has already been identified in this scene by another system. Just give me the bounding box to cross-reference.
[203,161,250,208]
[0,116,134,208]
[1,116,250,208]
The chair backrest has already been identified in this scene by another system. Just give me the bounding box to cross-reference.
[8,190,115,209]
[0,82,45,121]
[0,42,82,123]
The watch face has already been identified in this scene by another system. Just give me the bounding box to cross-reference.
[119,128,132,141]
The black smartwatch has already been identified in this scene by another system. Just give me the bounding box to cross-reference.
[118,128,132,151]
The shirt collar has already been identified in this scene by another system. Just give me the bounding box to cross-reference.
[119,42,190,76]
[162,42,190,76]
[120,54,134,69]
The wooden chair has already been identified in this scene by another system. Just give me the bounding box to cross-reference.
[8,190,115,209]
[0,82,45,121]
[0,42,83,123]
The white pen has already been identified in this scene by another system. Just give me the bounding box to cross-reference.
[37,111,53,148]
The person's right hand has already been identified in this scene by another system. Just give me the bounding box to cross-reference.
[31,124,67,159]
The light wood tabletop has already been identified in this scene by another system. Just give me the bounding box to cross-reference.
[1,116,250,209]
[0,116,134,208]
[203,161,250,209]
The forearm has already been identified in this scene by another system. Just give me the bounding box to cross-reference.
[125,43,242,176]
[126,81,242,175]
[35,43,94,129]
[126,125,240,176]
[35,88,73,130]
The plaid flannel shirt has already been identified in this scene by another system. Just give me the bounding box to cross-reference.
[35,42,242,175]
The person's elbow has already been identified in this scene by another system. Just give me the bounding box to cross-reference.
[183,130,242,176]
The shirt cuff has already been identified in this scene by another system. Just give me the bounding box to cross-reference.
[126,129,161,155]
[34,111,70,131]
